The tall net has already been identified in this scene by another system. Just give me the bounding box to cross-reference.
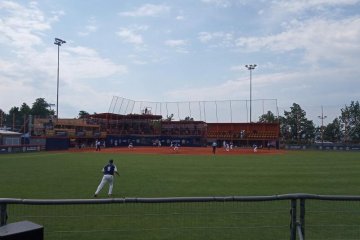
[108,96,279,123]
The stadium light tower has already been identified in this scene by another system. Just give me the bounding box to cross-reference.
[54,38,66,118]
[245,64,257,123]
[318,105,327,147]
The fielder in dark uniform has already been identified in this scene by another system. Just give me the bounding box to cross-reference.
[94,159,119,197]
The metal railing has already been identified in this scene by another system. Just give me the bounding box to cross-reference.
[2,193,360,240]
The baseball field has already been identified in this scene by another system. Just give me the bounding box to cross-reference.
[1,147,360,239]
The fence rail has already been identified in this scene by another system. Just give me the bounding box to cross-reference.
[1,193,360,240]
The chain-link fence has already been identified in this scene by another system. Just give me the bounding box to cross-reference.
[2,194,360,240]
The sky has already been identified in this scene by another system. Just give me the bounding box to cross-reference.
[0,0,359,125]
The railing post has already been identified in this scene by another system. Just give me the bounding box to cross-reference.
[300,199,305,240]
[290,199,297,240]
[0,203,7,226]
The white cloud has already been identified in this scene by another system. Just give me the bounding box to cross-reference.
[119,4,170,17]
[235,17,360,65]
[0,1,127,116]
[165,39,187,47]
[116,28,144,45]
[164,39,189,53]
[198,31,234,48]
[271,0,360,13]
[64,46,127,79]
[198,16,360,66]
[201,0,232,8]
[78,17,98,36]
[230,65,244,71]
[0,1,56,48]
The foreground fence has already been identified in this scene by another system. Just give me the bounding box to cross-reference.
[1,194,360,240]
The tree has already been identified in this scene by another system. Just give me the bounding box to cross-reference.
[7,107,20,131]
[281,103,315,143]
[31,98,53,118]
[258,111,278,123]
[20,103,31,116]
[0,109,6,128]
[78,110,90,119]
[19,103,31,130]
[340,101,360,143]
[323,118,342,143]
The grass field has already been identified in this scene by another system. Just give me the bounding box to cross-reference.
[1,149,360,239]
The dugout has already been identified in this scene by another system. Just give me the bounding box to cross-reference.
[0,130,21,146]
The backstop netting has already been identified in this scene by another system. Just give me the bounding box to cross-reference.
[108,96,279,123]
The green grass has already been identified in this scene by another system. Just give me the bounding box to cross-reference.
[1,150,360,239]
[1,150,360,198]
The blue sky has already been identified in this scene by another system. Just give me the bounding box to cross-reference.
[0,0,359,125]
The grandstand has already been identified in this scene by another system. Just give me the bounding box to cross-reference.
[29,97,280,150]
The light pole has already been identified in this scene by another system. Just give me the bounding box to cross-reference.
[54,38,66,118]
[245,64,257,123]
[318,105,327,147]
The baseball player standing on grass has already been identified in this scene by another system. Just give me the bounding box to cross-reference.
[212,141,217,154]
[94,159,119,198]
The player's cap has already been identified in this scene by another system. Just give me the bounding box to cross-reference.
[109,159,114,163]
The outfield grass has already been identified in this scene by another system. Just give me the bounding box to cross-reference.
[1,150,360,198]
[1,150,360,239]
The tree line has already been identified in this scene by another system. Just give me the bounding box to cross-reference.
[259,101,360,144]
[1,98,359,144]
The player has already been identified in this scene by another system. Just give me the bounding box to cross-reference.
[94,159,120,198]
[128,141,133,149]
[95,139,101,151]
[212,141,217,154]
[253,144,258,153]
[173,143,179,151]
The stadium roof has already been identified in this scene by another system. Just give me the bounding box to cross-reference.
[89,113,162,120]
[0,129,21,135]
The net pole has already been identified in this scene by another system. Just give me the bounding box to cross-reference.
[215,101,219,123]
[160,102,162,117]
[203,101,207,122]
[130,100,135,114]
[199,101,202,121]
[188,102,192,119]
[117,97,125,114]
[166,102,169,119]
[113,96,119,113]
[124,99,130,115]
[246,100,249,123]
[230,100,233,123]
[177,102,180,120]
[108,96,116,113]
